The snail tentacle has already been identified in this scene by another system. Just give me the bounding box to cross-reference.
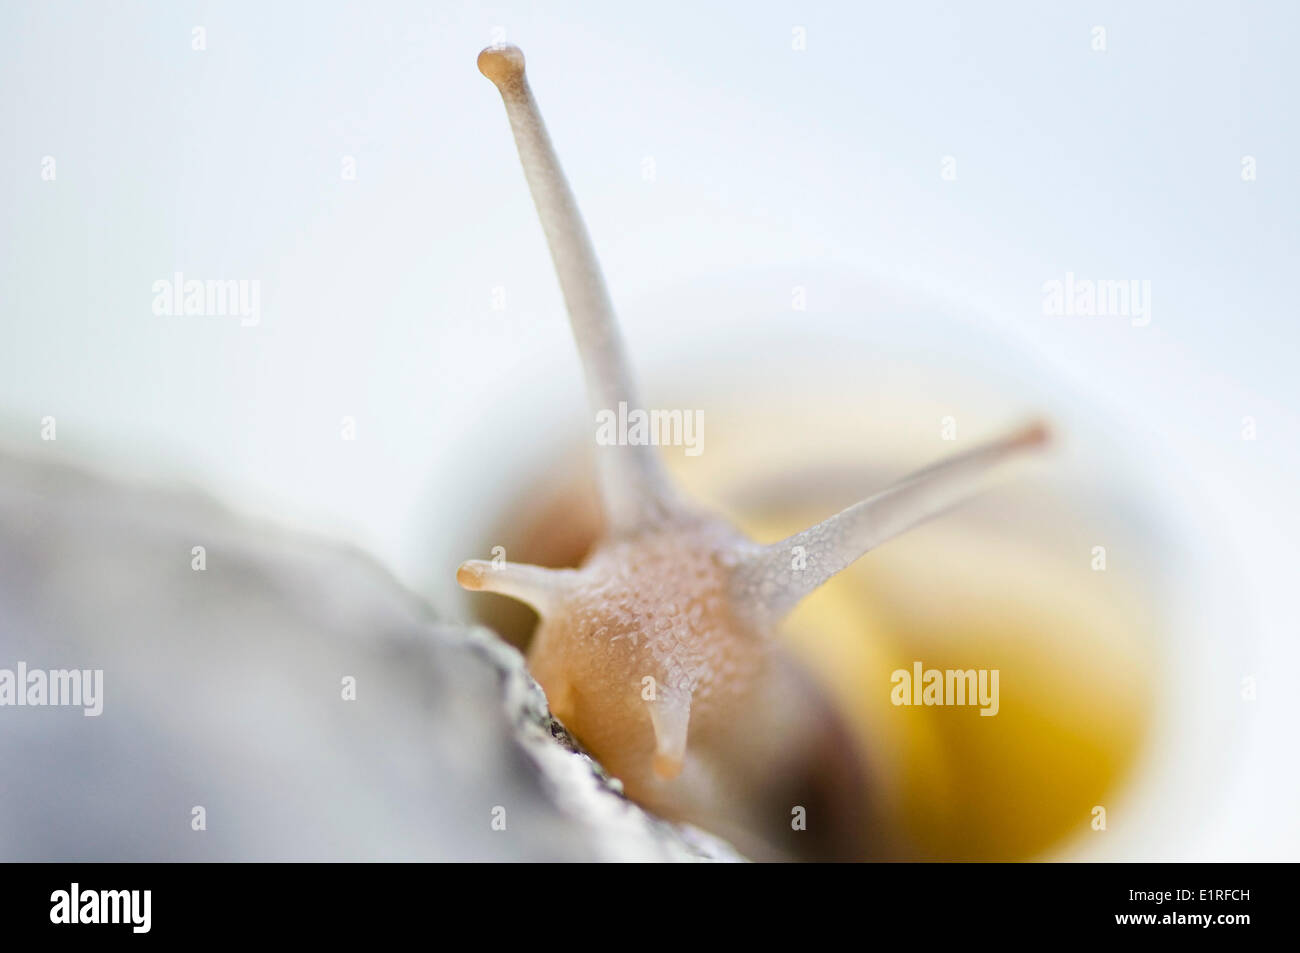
[478,44,678,533]
[647,686,692,781]
[456,558,577,616]
[730,422,1050,623]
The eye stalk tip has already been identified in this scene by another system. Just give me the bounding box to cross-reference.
[477,43,526,89]
[456,560,488,590]
[1016,419,1052,448]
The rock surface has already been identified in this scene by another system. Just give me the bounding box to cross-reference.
[0,450,744,862]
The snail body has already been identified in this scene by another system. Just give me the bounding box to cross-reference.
[460,44,1048,860]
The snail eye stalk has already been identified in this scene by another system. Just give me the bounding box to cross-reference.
[477,44,679,534]
[730,422,1050,625]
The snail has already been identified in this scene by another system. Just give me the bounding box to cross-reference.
[456,44,1063,860]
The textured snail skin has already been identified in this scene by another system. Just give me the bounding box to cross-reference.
[480,518,878,859]
[460,45,1045,856]
[524,520,760,782]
